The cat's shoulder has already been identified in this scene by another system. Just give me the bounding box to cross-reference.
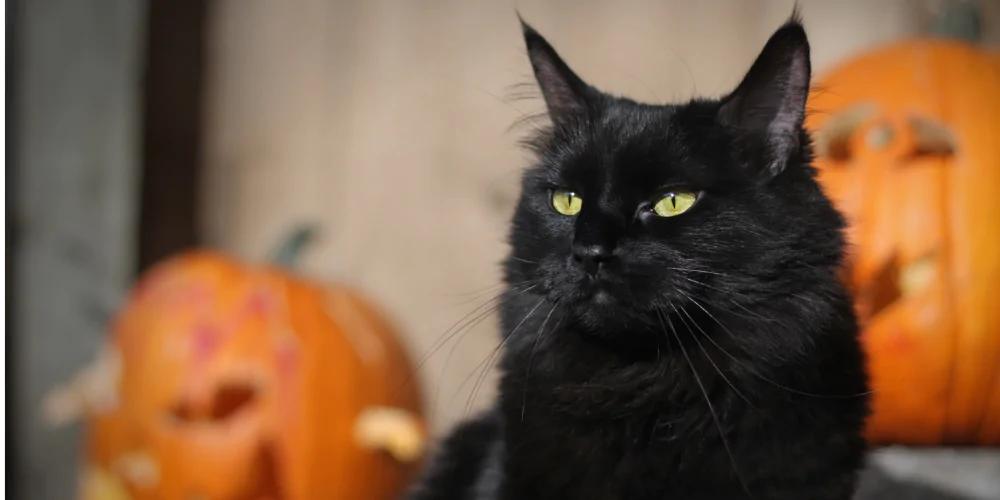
[405,410,502,500]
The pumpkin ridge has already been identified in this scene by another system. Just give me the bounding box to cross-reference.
[972,352,1000,441]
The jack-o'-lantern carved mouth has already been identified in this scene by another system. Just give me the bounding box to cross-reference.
[850,252,938,321]
[167,379,261,424]
[162,378,283,498]
[899,255,937,298]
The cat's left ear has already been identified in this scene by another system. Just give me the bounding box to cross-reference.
[718,16,811,179]
[521,18,596,126]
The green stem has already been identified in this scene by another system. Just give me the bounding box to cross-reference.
[270,224,319,270]
[931,0,982,43]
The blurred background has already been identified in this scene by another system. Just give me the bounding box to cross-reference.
[8,0,1000,499]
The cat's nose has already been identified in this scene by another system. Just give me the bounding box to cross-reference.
[572,244,614,275]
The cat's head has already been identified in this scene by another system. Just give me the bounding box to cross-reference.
[505,16,847,338]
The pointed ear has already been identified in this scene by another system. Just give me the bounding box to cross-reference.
[718,17,811,178]
[521,19,594,126]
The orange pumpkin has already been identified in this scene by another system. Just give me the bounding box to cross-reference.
[45,232,425,499]
[807,39,1000,445]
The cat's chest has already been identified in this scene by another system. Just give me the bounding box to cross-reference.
[499,410,725,499]
[494,327,766,498]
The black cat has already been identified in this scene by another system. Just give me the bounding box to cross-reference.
[408,13,870,500]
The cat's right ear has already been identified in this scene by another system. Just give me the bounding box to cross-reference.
[521,19,594,126]
[717,15,811,179]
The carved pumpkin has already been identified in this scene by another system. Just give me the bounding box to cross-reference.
[807,39,1000,445]
[44,231,426,499]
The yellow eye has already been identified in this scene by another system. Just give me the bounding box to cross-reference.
[551,190,583,216]
[652,192,697,217]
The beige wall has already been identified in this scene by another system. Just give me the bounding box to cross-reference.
[200,0,993,432]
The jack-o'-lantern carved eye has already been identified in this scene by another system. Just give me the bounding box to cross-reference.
[813,103,876,162]
[813,103,957,164]
[906,116,956,160]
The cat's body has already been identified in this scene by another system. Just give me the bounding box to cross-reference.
[408,14,870,500]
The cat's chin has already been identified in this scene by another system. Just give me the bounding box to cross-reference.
[591,289,615,307]
[565,294,647,334]
[555,285,619,315]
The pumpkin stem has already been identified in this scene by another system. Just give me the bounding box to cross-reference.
[270,225,319,269]
[930,0,982,43]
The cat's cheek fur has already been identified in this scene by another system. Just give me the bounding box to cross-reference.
[408,11,870,500]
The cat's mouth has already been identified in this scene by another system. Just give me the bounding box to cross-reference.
[558,274,627,313]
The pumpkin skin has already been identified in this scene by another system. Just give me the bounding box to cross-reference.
[82,250,424,499]
[807,39,1000,446]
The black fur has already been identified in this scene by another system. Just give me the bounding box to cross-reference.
[408,13,870,500]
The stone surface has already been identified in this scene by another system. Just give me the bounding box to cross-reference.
[857,448,1000,500]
